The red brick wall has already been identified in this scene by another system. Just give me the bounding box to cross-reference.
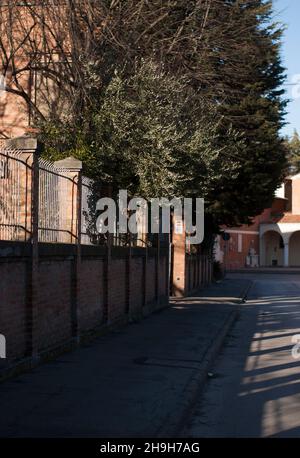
[185,254,212,294]
[221,198,287,270]
[223,232,259,270]
[129,257,144,315]
[172,226,213,297]
[0,243,169,367]
[108,259,127,323]
[159,256,167,297]
[172,249,212,297]
[36,261,73,351]
[0,261,27,360]
[78,259,104,333]
[146,257,156,304]
[172,229,186,296]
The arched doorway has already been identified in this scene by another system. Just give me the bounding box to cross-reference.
[289,231,300,266]
[263,231,284,267]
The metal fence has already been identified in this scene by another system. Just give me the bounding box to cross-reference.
[81,175,102,245]
[0,141,151,247]
[38,158,79,244]
[0,143,83,245]
[0,146,32,242]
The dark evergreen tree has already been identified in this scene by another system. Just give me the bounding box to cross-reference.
[286,130,300,173]
[34,0,287,230]
[205,0,287,225]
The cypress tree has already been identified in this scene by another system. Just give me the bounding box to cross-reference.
[207,0,287,225]
[286,130,300,173]
[36,0,287,228]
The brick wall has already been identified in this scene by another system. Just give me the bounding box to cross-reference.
[0,261,27,360]
[146,257,156,304]
[220,197,288,270]
[129,257,144,316]
[171,251,212,297]
[186,254,212,294]
[171,222,213,298]
[221,232,260,270]
[108,259,127,323]
[36,260,73,351]
[78,259,104,333]
[0,242,169,368]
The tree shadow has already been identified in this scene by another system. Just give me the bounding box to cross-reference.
[231,285,300,437]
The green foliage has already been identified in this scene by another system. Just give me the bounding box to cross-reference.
[40,60,242,206]
[286,130,300,173]
[209,0,288,224]
[38,0,287,232]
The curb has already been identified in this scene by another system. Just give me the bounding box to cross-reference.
[156,280,253,438]
[239,279,253,302]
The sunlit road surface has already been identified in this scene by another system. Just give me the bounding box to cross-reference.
[184,273,300,438]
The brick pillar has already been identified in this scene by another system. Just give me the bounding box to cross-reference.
[104,233,112,324]
[143,245,148,307]
[201,255,204,286]
[126,241,132,315]
[54,156,82,244]
[172,215,186,297]
[5,136,38,242]
[155,234,160,303]
[6,137,41,357]
[198,252,201,287]
[54,157,82,339]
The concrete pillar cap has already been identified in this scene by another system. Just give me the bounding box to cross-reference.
[5,136,38,152]
[54,156,82,171]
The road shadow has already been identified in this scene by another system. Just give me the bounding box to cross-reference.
[186,273,300,437]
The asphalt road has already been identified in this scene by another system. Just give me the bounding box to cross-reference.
[0,278,248,438]
[184,273,300,438]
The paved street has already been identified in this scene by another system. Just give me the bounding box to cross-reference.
[0,278,248,438]
[2,273,300,438]
[184,273,300,438]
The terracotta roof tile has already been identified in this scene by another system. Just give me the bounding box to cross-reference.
[277,213,300,223]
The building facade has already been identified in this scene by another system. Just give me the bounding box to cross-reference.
[218,175,300,269]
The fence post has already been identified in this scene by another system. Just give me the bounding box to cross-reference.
[171,216,186,297]
[6,137,41,357]
[197,254,200,288]
[31,140,41,357]
[143,243,148,308]
[166,234,171,300]
[126,236,132,315]
[155,234,160,305]
[104,233,112,323]
[209,253,212,284]
[53,156,82,339]
[5,136,39,242]
[75,166,82,339]
[54,156,83,244]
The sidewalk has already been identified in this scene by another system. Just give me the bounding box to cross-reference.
[0,278,251,438]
